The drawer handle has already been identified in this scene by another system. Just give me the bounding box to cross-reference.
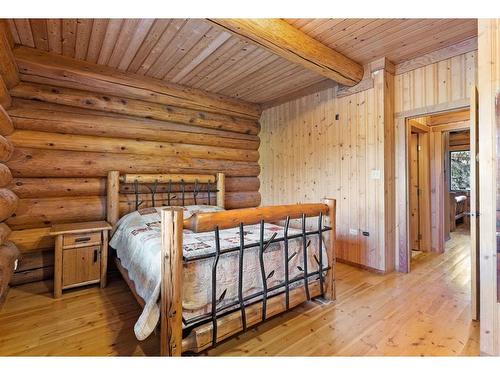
[93,249,98,263]
[74,236,91,243]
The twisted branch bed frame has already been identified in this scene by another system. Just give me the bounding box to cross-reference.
[106,171,336,356]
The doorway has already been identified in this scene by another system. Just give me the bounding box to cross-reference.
[407,109,471,259]
[404,103,479,320]
[408,121,431,257]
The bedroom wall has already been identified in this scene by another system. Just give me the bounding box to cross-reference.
[259,45,478,273]
[5,47,263,285]
[394,48,477,270]
[0,25,20,296]
[259,65,395,273]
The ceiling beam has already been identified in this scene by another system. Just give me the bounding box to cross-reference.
[207,19,364,87]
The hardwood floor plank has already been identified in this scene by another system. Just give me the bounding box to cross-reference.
[0,226,478,356]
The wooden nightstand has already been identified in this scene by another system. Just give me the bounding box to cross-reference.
[50,221,112,298]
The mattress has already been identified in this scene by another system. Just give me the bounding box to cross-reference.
[109,205,328,340]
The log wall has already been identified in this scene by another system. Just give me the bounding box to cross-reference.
[0,25,19,294]
[5,46,263,284]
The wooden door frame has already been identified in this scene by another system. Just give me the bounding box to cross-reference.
[408,123,432,254]
[395,100,470,273]
[429,121,470,253]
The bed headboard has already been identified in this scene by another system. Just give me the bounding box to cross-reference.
[106,171,225,227]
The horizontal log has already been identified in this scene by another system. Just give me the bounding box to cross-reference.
[11,266,53,286]
[219,176,260,192]
[15,46,261,119]
[0,76,11,108]
[0,105,14,136]
[185,203,328,232]
[7,227,53,253]
[0,222,11,245]
[7,148,260,178]
[15,248,53,272]
[0,188,18,222]
[7,192,261,230]
[7,130,259,162]
[10,177,104,198]
[120,173,215,184]
[9,176,259,198]
[223,191,261,209]
[9,99,260,150]
[0,135,13,162]
[183,280,321,353]
[11,82,260,135]
[12,117,259,152]
[0,163,12,187]
[7,196,105,230]
[0,241,19,296]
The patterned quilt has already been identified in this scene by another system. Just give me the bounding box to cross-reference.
[110,205,328,340]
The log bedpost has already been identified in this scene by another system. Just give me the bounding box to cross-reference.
[160,207,184,356]
[216,172,225,208]
[323,198,336,301]
[106,170,120,228]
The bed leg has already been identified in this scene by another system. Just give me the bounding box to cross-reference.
[323,198,336,302]
[160,208,184,356]
[216,172,225,209]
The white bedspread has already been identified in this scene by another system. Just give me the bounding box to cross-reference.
[110,206,328,340]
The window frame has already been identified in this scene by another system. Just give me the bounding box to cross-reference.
[449,148,471,192]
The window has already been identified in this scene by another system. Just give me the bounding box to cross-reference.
[449,150,471,191]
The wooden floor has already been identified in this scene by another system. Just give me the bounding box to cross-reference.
[0,227,479,356]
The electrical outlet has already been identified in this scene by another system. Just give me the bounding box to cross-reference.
[349,228,358,235]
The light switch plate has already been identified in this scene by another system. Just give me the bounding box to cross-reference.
[370,169,381,179]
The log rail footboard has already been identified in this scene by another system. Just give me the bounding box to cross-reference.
[106,171,336,356]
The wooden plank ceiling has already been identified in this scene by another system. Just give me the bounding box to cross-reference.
[6,18,477,104]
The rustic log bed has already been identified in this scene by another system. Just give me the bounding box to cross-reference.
[106,171,336,356]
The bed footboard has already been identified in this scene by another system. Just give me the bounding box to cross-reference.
[159,199,336,356]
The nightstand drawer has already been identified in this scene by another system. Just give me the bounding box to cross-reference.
[62,246,101,288]
[63,232,101,248]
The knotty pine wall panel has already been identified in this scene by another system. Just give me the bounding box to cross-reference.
[259,70,394,272]
[394,51,477,115]
[393,51,477,272]
[477,18,500,357]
